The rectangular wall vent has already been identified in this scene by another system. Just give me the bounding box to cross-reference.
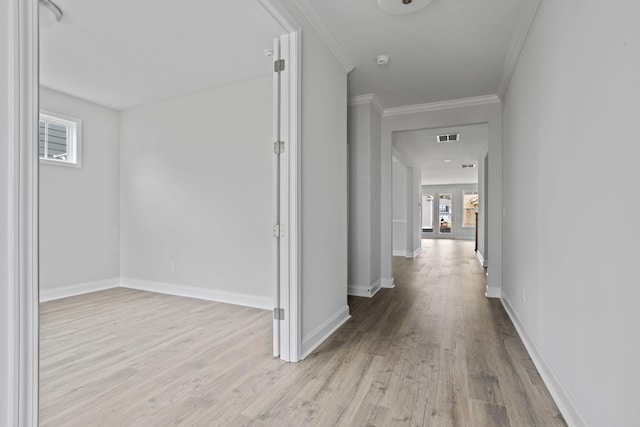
[461,163,477,169]
[437,133,460,143]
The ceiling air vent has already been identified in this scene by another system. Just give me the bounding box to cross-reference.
[437,133,460,143]
[461,163,477,169]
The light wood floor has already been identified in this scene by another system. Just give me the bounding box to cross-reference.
[40,240,566,426]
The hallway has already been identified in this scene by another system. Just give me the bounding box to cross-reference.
[345,239,566,425]
[39,240,565,426]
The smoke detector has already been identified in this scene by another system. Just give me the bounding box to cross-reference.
[376,55,390,65]
[377,0,433,15]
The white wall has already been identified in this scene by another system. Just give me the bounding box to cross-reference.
[39,88,120,297]
[369,104,382,283]
[422,194,433,229]
[501,1,640,425]
[422,183,478,241]
[381,102,502,296]
[405,167,422,257]
[120,77,274,303]
[348,102,372,289]
[392,157,407,255]
[476,154,488,264]
[347,99,382,296]
[280,0,349,352]
[392,158,421,258]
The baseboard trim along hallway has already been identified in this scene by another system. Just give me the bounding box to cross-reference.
[347,279,382,298]
[301,305,351,359]
[501,296,586,427]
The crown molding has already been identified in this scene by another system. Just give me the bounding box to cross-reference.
[497,0,542,99]
[382,95,500,117]
[258,0,301,33]
[349,93,384,115]
[295,0,355,73]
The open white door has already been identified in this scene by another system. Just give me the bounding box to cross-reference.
[272,36,282,357]
[272,32,297,361]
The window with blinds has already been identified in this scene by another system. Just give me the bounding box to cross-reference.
[39,112,81,167]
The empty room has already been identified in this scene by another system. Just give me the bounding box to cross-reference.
[35,0,321,424]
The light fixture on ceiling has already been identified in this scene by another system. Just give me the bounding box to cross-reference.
[443,159,452,163]
[39,0,63,29]
[377,0,433,15]
[376,55,390,65]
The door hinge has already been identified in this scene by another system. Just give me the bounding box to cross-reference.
[274,58,285,72]
[273,224,284,238]
[273,141,285,154]
[273,308,285,320]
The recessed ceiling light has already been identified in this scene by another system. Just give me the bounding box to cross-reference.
[376,55,390,65]
[444,159,452,163]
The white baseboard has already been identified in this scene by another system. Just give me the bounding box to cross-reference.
[370,279,382,296]
[395,247,423,259]
[476,250,488,267]
[381,277,394,288]
[485,286,501,299]
[407,247,422,258]
[40,278,120,302]
[501,296,586,427]
[348,279,382,298]
[347,284,370,297]
[301,305,350,359]
[120,278,272,310]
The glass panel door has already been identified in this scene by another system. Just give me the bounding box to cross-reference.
[438,194,452,236]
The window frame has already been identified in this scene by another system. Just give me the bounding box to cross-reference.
[39,110,82,168]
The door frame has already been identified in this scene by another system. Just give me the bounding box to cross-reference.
[7,0,39,425]
[6,0,301,425]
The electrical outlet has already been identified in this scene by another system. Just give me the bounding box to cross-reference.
[521,287,526,304]
[170,262,176,273]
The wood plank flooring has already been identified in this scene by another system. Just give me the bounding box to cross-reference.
[39,240,566,426]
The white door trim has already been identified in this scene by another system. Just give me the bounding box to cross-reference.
[7,0,39,425]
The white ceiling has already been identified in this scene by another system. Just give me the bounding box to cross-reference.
[305,0,528,108]
[40,0,283,111]
[393,123,488,185]
[41,0,532,111]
